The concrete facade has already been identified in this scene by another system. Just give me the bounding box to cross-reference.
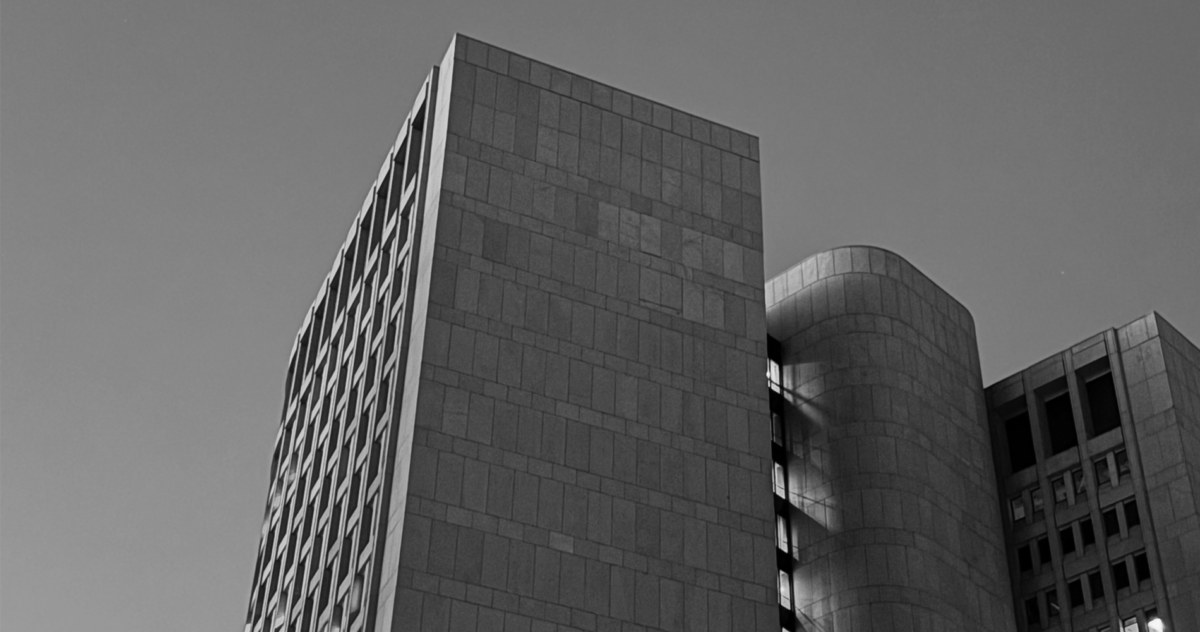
[245,34,780,632]
[764,246,1017,631]
[987,312,1200,632]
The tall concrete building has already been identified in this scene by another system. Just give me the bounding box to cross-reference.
[245,35,779,632]
[245,34,1198,632]
[986,312,1200,632]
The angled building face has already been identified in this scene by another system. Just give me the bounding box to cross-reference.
[245,35,779,632]
[987,312,1200,632]
[764,246,1017,631]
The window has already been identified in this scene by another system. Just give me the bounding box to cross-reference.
[1031,487,1044,515]
[771,412,784,446]
[1037,536,1051,567]
[1011,495,1027,523]
[1080,518,1096,548]
[1005,409,1037,471]
[1122,617,1138,632]
[776,514,789,552]
[1046,588,1060,619]
[1018,544,1033,573]
[1068,577,1084,609]
[1113,560,1130,591]
[767,358,781,393]
[1096,455,1113,488]
[1025,596,1041,626]
[1125,499,1141,529]
[773,462,786,498]
[1072,468,1088,500]
[1115,449,1131,483]
[1089,569,1105,602]
[1134,552,1150,584]
[1045,390,1078,454]
[1053,475,1069,505]
[1060,525,1077,556]
[778,569,792,609]
[1104,507,1121,538]
[1085,369,1122,436]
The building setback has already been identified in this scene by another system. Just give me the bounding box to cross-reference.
[245,34,779,632]
[245,34,1198,632]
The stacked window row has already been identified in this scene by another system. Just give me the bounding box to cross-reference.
[766,337,799,632]
[245,101,430,632]
[1010,447,1135,525]
[1002,358,1122,474]
[1021,550,1155,629]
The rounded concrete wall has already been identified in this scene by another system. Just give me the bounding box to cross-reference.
[766,246,1015,631]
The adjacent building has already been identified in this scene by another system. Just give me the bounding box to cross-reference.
[244,34,1197,632]
[986,312,1200,632]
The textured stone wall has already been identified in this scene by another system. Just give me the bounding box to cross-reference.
[379,35,779,632]
[765,246,1016,631]
[1118,313,1200,630]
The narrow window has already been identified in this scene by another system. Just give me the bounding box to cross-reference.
[1011,496,1027,523]
[1103,507,1121,538]
[1060,525,1076,556]
[1072,468,1088,501]
[1052,476,1068,505]
[1133,552,1150,584]
[1037,536,1051,567]
[1046,589,1060,619]
[1068,578,1084,608]
[1122,617,1138,632]
[771,412,784,446]
[1080,518,1096,548]
[1086,370,1122,436]
[1005,410,1037,471]
[1089,569,1105,601]
[1125,499,1141,529]
[1024,596,1041,626]
[776,514,789,552]
[773,462,786,498]
[1031,487,1044,515]
[1112,560,1130,591]
[1018,544,1033,573]
[1115,449,1131,483]
[1096,455,1113,488]
[778,569,792,609]
[1045,390,1078,454]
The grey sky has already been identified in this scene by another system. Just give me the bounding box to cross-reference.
[1,1,1196,630]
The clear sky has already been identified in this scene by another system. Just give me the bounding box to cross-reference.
[1,1,1197,630]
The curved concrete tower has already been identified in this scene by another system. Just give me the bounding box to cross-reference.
[766,246,1016,631]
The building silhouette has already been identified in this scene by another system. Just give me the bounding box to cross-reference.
[244,35,1197,632]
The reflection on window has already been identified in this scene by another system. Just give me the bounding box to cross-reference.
[773,462,786,498]
[778,569,792,610]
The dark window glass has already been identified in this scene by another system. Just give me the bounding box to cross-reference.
[1125,500,1141,529]
[1006,411,1037,471]
[1060,525,1077,555]
[1045,392,1079,454]
[1072,468,1088,499]
[1037,536,1052,566]
[1089,570,1104,601]
[1053,476,1068,504]
[1115,449,1131,482]
[1046,589,1060,618]
[1025,597,1041,626]
[1103,507,1121,538]
[1086,371,1121,436]
[1018,545,1033,572]
[1031,487,1044,514]
[1096,456,1112,488]
[1068,578,1084,608]
[1134,552,1150,584]
[1113,560,1130,591]
[1080,518,1096,548]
